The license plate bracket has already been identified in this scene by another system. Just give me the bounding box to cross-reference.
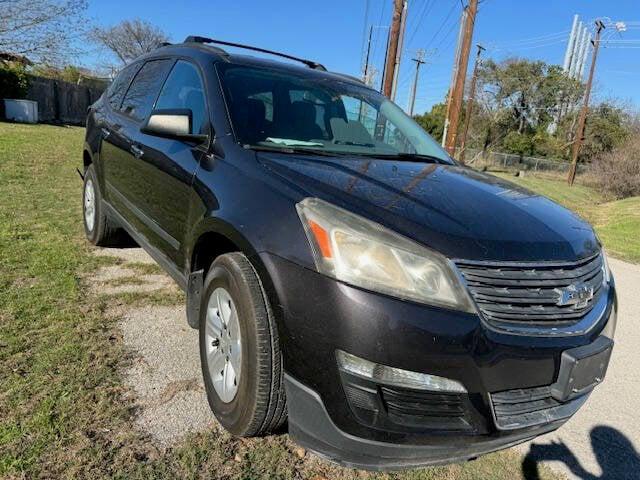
[551,336,613,402]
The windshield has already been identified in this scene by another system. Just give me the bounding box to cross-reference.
[217,63,452,163]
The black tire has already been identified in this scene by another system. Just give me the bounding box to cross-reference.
[199,252,287,436]
[82,164,123,246]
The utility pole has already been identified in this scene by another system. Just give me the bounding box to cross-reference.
[567,20,605,186]
[442,7,467,147]
[443,0,479,157]
[362,25,374,82]
[458,44,484,163]
[391,0,408,100]
[382,0,406,99]
[408,49,426,116]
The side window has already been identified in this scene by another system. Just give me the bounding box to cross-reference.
[121,59,173,122]
[154,60,207,134]
[106,62,140,110]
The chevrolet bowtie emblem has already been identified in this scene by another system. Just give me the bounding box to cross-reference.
[555,283,595,309]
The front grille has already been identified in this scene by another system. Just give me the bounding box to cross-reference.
[490,385,586,430]
[456,253,604,326]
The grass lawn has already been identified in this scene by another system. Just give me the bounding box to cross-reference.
[492,172,640,263]
[0,122,563,479]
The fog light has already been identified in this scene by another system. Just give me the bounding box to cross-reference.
[336,350,466,393]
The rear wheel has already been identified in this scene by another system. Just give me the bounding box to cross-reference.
[199,252,287,436]
[82,164,124,246]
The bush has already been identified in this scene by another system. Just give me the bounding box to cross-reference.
[590,135,640,199]
[0,64,29,99]
[502,131,535,157]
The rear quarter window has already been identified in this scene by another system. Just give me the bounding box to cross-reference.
[106,62,141,110]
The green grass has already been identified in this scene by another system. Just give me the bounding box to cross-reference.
[493,172,640,263]
[0,122,562,479]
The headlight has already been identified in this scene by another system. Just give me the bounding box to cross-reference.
[296,198,474,312]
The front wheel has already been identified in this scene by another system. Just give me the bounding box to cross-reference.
[199,253,287,436]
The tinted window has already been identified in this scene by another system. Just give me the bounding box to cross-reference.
[121,59,173,121]
[218,64,451,162]
[155,61,207,134]
[106,62,140,110]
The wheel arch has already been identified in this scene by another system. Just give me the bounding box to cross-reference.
[186,218,284,335]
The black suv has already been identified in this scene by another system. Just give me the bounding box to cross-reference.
[82,37,617,470]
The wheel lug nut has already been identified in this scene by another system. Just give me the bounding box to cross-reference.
[211,338,220,347]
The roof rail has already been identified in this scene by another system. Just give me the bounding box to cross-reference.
[183,36,327,71]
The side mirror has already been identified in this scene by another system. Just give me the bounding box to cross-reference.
[141,109,208,143]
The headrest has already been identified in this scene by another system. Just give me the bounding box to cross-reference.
[290,101,316,122]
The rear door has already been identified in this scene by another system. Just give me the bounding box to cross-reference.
[102,58,174,239]
[99,61,141,216]
[130,59,210,268]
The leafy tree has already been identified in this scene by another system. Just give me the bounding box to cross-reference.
[0,64,29,99]
[581,102,630,162]
[413,101,446,143]
[429,57,630,161]
[502,131,534,157]
[89,19,169,65]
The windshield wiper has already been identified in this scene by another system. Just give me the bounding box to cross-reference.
[243,144,337,157]
[356,152,451,164]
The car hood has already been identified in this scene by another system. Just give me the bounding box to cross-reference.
[258,153,600,262]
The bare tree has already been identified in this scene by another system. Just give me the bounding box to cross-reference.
[0,0,88,65]
[89,19,169,65]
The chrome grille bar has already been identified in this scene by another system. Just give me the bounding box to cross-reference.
[456,253,604,326]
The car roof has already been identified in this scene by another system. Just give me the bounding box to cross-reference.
[137,42,369,89]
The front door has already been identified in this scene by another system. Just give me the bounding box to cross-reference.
[103,58,174,243]
[130,60,210,268]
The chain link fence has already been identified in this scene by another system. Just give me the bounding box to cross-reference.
[463,149,587,174]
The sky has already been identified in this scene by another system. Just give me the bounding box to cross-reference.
[81,0,640,115]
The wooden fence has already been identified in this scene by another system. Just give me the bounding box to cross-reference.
[25,76,107,125]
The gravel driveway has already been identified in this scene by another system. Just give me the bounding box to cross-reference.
[97,248,640,478]
[519,258,640,480]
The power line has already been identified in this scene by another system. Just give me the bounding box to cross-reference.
[424,1,459,50]
[407,0,435,45]
[372,0,388,60]
[490,30,570,47]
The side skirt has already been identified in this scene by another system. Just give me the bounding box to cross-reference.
[102,200,188,291]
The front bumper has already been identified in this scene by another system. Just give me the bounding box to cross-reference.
[285,374,575,470]
[259,253,617,469]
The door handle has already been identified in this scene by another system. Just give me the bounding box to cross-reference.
[130,145,144,159]
[101,128,110,139]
